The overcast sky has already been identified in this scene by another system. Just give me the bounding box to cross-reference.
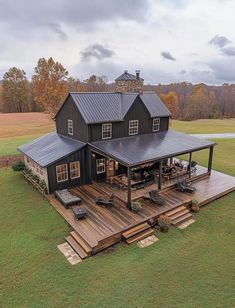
[1,0,235,84]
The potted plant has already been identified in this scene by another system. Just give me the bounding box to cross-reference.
[191,199,200,213]
[157,215,171,233]
[130,201,142,213]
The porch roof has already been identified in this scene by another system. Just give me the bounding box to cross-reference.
[90,130,215,167]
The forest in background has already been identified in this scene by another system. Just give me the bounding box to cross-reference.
[0,57,235,120]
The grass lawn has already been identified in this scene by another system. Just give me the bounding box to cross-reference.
[171,118,235,134]
[1,141,235,306]
[179,138,235,177]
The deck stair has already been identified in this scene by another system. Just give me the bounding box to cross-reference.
[165,205,193,226]
[122,222,154,244]
[65,230,95,259]
[70,231,93,256]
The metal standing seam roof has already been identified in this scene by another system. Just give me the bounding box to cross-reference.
[90,130,215,166]
[69,92,170,124]
[115,71,144,81]
[18,132,86,167]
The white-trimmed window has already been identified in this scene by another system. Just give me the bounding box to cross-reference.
[70,161,80,179]
[56,164,68,182]
[129,120,139,135]
[152,118,160,132]
[97,158,106,174]
[68,119,73,136]
[102,123,112,139]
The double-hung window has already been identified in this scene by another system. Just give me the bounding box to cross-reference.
[97,158,106,174]
[152,118,160,132]
[70,161,80,179]
[129,120,139,135]
[56,164,68,182]
[68,119,73,136]
[102,123,112,139]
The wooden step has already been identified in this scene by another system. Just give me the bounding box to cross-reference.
[172,213,193,226]
[126,229,155,244]
[166,205,187,217]
[70,231,92,255]
[169,208,190,221]
[65,235,88,259]
[122,222,150,239]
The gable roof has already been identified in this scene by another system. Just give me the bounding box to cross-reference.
[115,71,144,81]
[18,132,86,167]
[58,92,170,124]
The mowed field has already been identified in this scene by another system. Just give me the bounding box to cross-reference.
[171,118,235,134]
[0,113,55,156]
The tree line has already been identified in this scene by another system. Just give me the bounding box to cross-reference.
[1,57,235,119]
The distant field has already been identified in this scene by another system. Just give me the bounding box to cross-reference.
[0,113,54,156]
[0,112,54,138]
[0,112,235,157]
[171,118,235,134]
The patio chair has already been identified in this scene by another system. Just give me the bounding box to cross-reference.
[176,179,196,193]
[95,193,115,206]
[149,190,166,206]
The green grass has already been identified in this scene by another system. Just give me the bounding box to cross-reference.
[171,118,235,134]
[179,138,235,177]
[0,134,45,157]
[1,117,235,306]
[1,153,235,307]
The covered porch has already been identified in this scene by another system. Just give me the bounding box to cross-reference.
[89,130,215,207]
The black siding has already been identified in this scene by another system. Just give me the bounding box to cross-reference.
[89,97,169,142]
[56,95,89,142]
[47,147,90,193]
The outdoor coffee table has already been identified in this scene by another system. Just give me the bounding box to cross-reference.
[72,207,87,220]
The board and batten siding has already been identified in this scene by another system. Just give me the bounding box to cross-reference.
[56,95,89,142]
[47,147,90,193]
[89,97,169,142]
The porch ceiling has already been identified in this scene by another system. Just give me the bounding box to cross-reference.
[90,130,215,167]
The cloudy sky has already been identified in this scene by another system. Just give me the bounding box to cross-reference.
[1,0,235,84]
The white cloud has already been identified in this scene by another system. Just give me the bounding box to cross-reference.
[1,0,235,84]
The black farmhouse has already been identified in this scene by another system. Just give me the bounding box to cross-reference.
[18,71,215,206]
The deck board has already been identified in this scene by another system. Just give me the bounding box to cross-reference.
[48,168,235,254]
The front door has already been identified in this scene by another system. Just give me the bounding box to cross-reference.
[107,160,115,178]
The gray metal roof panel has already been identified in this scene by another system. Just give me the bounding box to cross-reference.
[140,92,171,117]
[71,92,123,124]
[18,132,86,167]
[90,130,215,166]
[69,92,168,124]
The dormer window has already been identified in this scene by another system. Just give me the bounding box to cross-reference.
[129,120,139,135]
[68,119,73,136]
[102,123,112,139]
[152,118,160,132]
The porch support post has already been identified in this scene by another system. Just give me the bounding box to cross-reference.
[158,160,162,190]
[127,166,132,209]
[208,146,214,175]
[188,152,192,178]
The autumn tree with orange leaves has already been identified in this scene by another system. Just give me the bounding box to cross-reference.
[160,91,179,118]
[32,57,68,116]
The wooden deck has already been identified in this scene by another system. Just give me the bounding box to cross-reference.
[48,168,235,255]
